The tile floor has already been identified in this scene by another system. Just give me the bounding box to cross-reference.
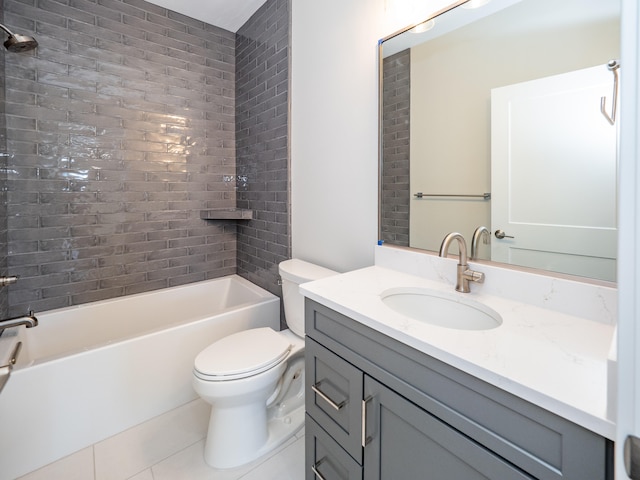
[17,399,305,480]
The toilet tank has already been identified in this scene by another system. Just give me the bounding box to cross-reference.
[279,259,337,337]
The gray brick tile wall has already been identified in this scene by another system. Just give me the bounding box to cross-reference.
[381,49,410,246]
[2,0,241,315]
[236,0,290,299]
[0,0,7,316]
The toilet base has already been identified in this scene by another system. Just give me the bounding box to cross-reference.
[202,353,306,469]
[203,395,305,469]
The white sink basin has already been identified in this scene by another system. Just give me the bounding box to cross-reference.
[381,287,502,331]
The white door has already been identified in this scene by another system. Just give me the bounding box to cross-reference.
[491,64,618,281]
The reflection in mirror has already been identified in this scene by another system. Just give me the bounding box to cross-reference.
[379,0,620,282]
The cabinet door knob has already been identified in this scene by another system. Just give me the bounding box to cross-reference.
[311,382,345,411]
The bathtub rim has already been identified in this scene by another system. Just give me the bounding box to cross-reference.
[13,275,279,369]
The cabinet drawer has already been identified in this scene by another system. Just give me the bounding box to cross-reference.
[306,337,364,463]
[306,415,362,480]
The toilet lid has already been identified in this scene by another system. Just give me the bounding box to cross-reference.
[194,328,291,380]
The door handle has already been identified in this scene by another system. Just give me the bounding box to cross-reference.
[625,435,640,479]
[495,229,514,239]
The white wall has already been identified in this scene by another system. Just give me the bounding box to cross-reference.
[290,0,452,272]
[290,0,381,272]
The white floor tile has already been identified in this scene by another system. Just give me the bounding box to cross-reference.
[152,435,299,480]
[94,399,209,480]
[238,436,305,480]
[17,447,95,480]
[127,470,154,480]
[150,440,220,480]
[17,399,303,480]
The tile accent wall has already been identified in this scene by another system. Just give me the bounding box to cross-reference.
[0,0,8,315]
[3,0,239,315]
[235,0,290,295]
[381,49,410,246]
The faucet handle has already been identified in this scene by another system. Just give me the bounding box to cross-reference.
[463,269,485,284]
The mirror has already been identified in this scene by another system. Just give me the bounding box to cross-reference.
[379,0,620,282]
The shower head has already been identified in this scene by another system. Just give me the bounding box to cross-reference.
[0,23,38,52]
[4,33,38,52]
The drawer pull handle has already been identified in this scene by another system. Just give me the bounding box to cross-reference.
[311,382,345,411]
[362,396,373,447]
[311,458,328,480]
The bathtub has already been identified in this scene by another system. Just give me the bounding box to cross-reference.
[0,275,280,480]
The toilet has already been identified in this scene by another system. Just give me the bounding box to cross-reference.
[192,259,337,469]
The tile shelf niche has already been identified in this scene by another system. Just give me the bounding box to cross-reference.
[200,208,254,220]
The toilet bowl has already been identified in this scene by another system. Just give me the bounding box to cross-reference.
[192,259,337,469]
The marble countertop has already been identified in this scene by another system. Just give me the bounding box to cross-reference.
[300,265,616,440]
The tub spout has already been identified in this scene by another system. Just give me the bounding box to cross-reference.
[439,232,485,293]
[0,311,38,336]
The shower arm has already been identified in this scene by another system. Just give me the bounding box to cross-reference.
[0,24,16,37]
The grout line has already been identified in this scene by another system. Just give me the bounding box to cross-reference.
[92,445,97,480]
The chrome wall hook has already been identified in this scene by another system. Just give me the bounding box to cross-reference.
[600,59,620,125]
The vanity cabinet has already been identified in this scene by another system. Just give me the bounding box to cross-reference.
[304,299,613,480]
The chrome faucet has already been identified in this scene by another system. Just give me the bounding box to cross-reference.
[0,311,38,336]
[439,232,485,293]
[470,226,490,260]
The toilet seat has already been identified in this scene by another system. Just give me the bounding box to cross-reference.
[194,328,291,381]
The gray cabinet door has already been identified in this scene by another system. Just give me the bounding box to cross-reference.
[363,376,535,480]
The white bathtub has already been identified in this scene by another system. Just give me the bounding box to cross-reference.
[0,275,280,480]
